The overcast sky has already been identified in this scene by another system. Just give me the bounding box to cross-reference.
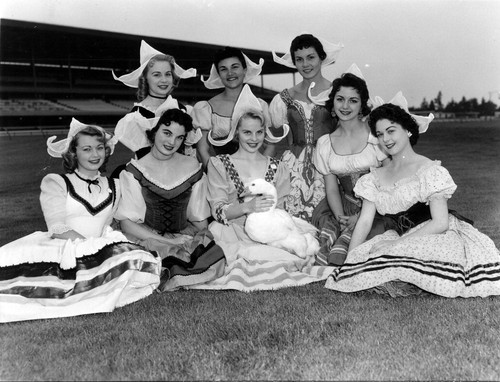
[1,0,499,107]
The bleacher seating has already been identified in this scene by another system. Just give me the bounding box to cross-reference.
[109,99,135,110]
[0,98,74,114]
[56,99,129,113]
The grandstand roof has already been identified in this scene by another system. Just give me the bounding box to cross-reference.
[0,18,294,77]
[0,18,294,102]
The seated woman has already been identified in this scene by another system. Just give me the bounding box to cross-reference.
[325,93,500,298]
[112,40,200,163]
[313,64,387,266]
[0,118,161,323]
[187,86,334,292]
[115,108,225,291]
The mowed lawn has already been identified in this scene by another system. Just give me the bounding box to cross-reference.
[0,120,500,381]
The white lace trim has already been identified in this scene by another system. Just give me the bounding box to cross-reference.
[48,223,73,236]
[130,159,202,190]
[373,160,442,191]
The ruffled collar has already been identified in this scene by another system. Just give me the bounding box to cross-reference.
[130,159,202,191]
[372,160,441,190]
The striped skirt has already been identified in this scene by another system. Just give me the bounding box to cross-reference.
[0,231,161,323]
[325,215,500,298]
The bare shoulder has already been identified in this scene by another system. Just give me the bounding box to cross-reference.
[415,155,433,167]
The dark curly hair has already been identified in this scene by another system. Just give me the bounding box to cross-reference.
[368,104,420,146]
[146,108,194,151]
[325,73,371,117]
[213,47,246,74]
[62,126,112,173]
[290,34,327,64]
[136,54,180,101]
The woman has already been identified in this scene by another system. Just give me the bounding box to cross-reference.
[191,46,271,168]
[313,64,387,266]
[113,40,200,160]
[325,93,500,297]
[269,33,343,224]
[188,87,333,292]
[0,118,161,323]
[115,108,225,291]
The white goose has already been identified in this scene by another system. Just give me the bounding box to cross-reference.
[244,179,320,258]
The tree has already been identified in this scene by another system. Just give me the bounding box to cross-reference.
[478,98,498,116]
[434,91,443,111]
[445,98,457,112]
[428,100,436,111]
[420,98,429,110]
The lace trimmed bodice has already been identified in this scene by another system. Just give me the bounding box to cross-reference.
[314,133,386,177]
[354,161,457,215]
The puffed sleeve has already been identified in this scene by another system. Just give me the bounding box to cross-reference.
[40,174,72,235]
[313,134,332,176]
[206,157,232,225]
[269,93,288,131]
[353,172,378,203]
[274,160,291,209]
[419,162,457,202]
[187,173,211,222]
[114,111,151,152]
[115,170,147,223]
[367,134,388,162]
[191,101,212,131]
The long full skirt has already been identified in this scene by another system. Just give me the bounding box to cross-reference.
[0,229,161,323]
[325,215,500,298]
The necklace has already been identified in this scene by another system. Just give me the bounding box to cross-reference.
[148,93,168,99]
[74,171,100,193]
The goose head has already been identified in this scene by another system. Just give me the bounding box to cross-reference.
[244,178,278,210]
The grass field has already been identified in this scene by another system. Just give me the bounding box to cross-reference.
[1,120,500,381]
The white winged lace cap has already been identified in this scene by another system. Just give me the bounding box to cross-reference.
[112,40,197,88]
[208,85,289,146]
[47,118,118,157]
[201,53,264,90]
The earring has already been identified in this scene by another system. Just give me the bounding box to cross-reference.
[407,131,412,137]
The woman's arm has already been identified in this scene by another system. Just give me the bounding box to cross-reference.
[191,102,213,169]
[119,219,166,241]
[197,131,212,169]
[369,198,449,254]
[206,158,273,223]
[225,195,274,220]
[348,199,377,252]
[406,197,450,236]
[187,170,211,230]
[324,173,344,220]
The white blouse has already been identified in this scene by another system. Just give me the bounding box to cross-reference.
[40,172,118,238]
[314,133,387,177]
[354,161,457,215]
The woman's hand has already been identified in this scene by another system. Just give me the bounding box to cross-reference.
[369,239,397,254]
[337,213,359,230]
[246,194,274,214]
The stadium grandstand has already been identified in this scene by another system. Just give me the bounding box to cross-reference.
[0,19,295,135]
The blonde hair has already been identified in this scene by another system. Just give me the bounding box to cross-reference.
[136,54,180,101]
[61,126,111,173]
